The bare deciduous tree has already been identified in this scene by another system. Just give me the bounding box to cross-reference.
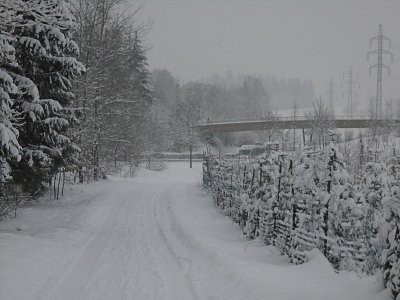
[306,98,335,148]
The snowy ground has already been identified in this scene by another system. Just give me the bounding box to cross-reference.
[0,162,391,300]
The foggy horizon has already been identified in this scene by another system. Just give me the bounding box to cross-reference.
[140,0,400,114]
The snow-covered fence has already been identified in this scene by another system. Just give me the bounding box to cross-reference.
[202,145,386,275]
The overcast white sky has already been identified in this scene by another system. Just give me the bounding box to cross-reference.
[138,0,400,113]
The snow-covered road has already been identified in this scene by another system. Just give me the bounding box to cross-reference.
[0,162,389,300]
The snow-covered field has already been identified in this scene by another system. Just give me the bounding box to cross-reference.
[0,162,390,300]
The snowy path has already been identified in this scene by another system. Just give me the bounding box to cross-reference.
[0,162,389,300]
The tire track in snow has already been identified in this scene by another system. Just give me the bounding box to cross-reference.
[121,187,167,300]
[38,191,129,300]
[32,165,258,300]
[142,187,199,300]
[38,187,167,300]
[152,187,219,300]
[35,179,204,300]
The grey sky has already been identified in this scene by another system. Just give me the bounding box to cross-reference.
[139,0,400,113]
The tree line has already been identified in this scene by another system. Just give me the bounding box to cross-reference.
[150,69,315,153]
[0,0,152,216]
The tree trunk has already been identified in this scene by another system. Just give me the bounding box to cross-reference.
[53,175,56,199]
[62,170,66,196]
[189,144,193,168]
[57,171,62,199]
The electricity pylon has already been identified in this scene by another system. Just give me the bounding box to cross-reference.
[326,76,338,115]
[367,24,393,119]
[342,67,359,118]
[328,76,335,113]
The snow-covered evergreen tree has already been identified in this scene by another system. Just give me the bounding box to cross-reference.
[117,29,154,164]
[360,162,391,272]
[293,147,326,234]
[1,1,22,183]
[291,142,350,265]
[0,70,21,183]
[271,152,294,254]
[10,0,84,193]
[381,187,400,299]
[129,30,153,106]
[0,0,84,193]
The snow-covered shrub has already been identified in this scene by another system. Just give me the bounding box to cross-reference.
[202,140,397,277]
[381,187,400,299]
[359,162,391,272]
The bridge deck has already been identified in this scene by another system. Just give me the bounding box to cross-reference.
[197,118,400,133]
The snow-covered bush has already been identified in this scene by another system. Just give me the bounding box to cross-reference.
[381,187,400,299]
[203,141,396,278]
[358,162,391,272]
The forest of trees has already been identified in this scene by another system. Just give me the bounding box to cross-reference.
[0,0,153,212]
[0,0,315,207]
[1,0,315,218]
[150,69,315,152]
[1,1,398,202]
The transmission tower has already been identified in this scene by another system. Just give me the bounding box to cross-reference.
[367,24,393,119]
[342,67,359,118]
[328,76,334,112]
[326,75,338,114]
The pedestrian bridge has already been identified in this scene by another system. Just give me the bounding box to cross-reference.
[196,116,400,133]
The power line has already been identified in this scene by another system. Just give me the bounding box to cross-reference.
[367,24,393,119]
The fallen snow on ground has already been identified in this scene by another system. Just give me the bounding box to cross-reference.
[0,162,391,300]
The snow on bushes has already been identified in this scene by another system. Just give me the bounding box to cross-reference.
[203,143,400,298]
[381,187,400,299]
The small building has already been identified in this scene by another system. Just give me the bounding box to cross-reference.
[263,141,280,154]
[239,143,265,157]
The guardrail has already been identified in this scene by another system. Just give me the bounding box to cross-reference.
[197,116,400,132]
[199,115,399,126]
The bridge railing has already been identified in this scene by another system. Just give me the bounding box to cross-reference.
[199,114,398,126]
